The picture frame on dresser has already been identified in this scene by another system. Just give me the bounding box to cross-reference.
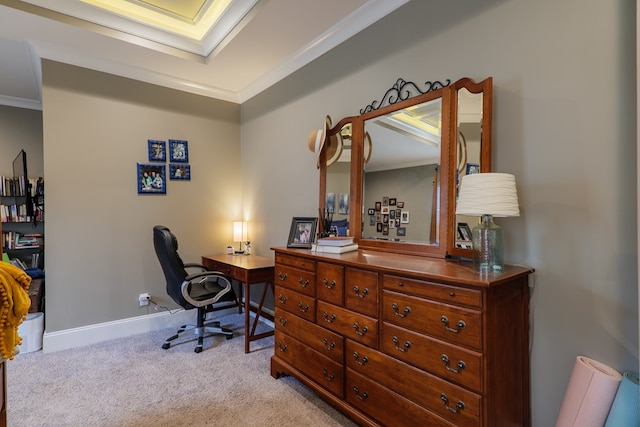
[286,217,317,248]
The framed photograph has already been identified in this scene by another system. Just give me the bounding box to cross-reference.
[466,163,480,175]
[382,196,389,206]
[287,217,318,248]
[169,164,190,180]
[457,222,473,241]
[389,198,396,206]
[367,208,375,215]
[148,140,166,162]
[369,215,375,226]
[401,211,410,223]
[375,201,381,211]
[397,227,406,237]
[397,201,404,208]
[381,206,389,215]
[137,163,166,194]
[169,139,189,163]
[376,223,383,232]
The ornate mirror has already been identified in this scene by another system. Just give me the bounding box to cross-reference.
[317,77,492,259]
[447,77,493,259]
[349,79,452,257]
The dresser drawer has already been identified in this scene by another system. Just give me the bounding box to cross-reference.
[274,307,343,363]
[317,300,378,348]
[383,274,482,308]
[274,264,315,297]
[275,253,315,271]
[346,369,456,427]
[381,322,482,393]
[274,330,344,398]
[275,286,316,322]
[382,290,482,350]
[345,268,378,317]
[346,340,481,427]
[316,262,344,306]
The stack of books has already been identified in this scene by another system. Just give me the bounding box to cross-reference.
[312,236,358,254]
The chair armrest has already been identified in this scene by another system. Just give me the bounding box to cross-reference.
[180,272,233,307]
[184,263,207,271]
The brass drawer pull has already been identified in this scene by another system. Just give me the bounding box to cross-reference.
[322,338,336,351]
[298,303,310,313]
[353,351,369,366]
[277,316,288,326]
[352,386,368,401]
[277,272,288,281]
[392,336,411,352]
[353,322,369,336]
[441,315,466,333]
[277,294,288,304]
[322,312,336,323]
[323,278,336,289]
[276,341,287,352]
[392,302,411,318]
[298,277,310,288]
[353,286,369,298]
[322,369,335,382]
[441,354,466,373]
[440,393,465,413]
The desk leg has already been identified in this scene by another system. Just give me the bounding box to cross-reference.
[244,281,251,353]
[243,281,275,354]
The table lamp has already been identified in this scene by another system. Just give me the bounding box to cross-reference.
[455,173,520,272]
[233,221,248,254]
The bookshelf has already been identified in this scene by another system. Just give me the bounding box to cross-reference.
[1,176,44,267]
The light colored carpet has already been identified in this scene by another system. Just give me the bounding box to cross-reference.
[6,313,358,427]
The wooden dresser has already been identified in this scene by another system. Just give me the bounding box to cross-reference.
[271,247,532,427]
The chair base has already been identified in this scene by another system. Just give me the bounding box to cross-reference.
[162,319,234,353]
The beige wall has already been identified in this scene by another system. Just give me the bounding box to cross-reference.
[241,0,638,425]
[42,60,241,331]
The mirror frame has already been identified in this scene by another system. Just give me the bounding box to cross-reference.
[446,77,493,259]
[319,77,492,259]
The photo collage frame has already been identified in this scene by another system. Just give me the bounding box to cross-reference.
[138,139,191,194]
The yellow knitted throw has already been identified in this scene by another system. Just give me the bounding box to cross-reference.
[0,262,31,359]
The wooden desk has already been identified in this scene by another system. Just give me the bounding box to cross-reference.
[202,254,275,353]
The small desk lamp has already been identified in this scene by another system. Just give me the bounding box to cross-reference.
[233,221,248,254]
[455,173,520,272]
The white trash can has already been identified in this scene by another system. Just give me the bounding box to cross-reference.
[17,312,44,354]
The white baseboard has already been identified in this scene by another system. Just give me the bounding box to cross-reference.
[42,302,273,353]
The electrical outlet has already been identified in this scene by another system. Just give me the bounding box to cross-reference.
[139,292,150,307]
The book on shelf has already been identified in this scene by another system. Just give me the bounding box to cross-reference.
[312,243,358,254]
[316,236,354,247]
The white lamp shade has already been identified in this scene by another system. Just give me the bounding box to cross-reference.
[233,221,248,242]
[456,173,520,217]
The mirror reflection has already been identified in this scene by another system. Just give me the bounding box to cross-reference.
[362,97,442,244]
[454,88,483,248]
[324,122,353,236]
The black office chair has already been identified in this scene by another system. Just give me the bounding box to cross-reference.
[153,225,238,353]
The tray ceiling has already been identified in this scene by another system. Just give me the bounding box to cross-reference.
[0,0,408,109]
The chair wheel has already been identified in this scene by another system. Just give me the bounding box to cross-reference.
[162,343,170,350]
[194,346,203,353]
[225,334,234,340]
